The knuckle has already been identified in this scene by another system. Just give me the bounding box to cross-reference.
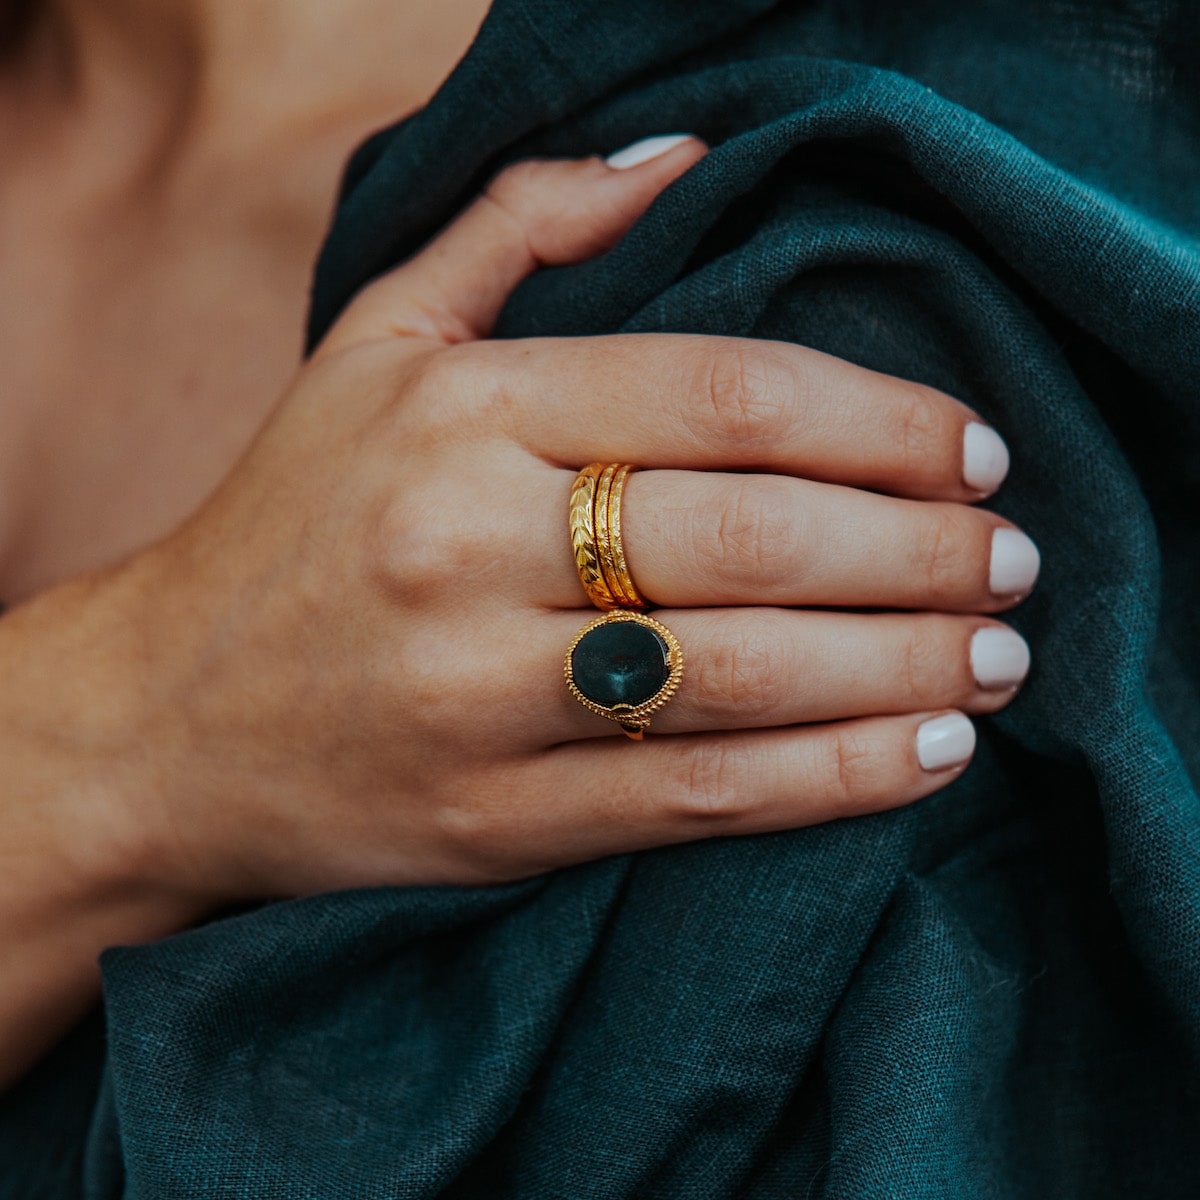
[404,343,494,423]
[666,741,753,826]
[365,481,493,599]
[895,384,949,479]
[485,158,546,208]
[424,764,537,887]
[690,622,779,721]
[915,510,972,598]
[425,341,521,429]
[699,479,794,591]
[900,624,951,707]
[830,727,886,808]
[432,792,513,883]
[391,638,479,735]
[486,158,613,261]
[699,343,790,449]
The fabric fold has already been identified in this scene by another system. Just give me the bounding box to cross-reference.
[3,1,1197,1196]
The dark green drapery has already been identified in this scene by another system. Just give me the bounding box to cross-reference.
[4,1,1198,1195]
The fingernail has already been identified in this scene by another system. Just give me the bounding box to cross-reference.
[605,133,695,169]
[962,423,1010,493]
[970,626,1031,689]
[917,713,976,772]
[989,528,1040,596]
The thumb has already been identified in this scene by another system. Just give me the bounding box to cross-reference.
[315,134,707,361]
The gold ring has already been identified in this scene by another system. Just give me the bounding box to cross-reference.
[565,610,684,739]
[602,464,647,609]
[569,462,648,610]
[569,465,619,610]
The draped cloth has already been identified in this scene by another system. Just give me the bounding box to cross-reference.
[4,1,1198,1195]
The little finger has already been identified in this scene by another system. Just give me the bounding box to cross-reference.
[452,712,976,881]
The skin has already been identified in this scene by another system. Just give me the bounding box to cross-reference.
[0,2,1039,1091]
[0,0,495,597]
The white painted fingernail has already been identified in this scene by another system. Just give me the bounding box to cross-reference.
[962,423,1010,493]
[605,134,695,169]
[917,713,976,771]
[970,626,1031,689]
[989,528,1041,596]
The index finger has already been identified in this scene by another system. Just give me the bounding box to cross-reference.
[470,333,1010,502]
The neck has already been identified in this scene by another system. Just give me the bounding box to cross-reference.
[5,0,491,165]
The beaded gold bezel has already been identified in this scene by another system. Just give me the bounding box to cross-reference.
[564,610,684,737]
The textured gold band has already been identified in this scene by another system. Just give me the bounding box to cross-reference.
[569,462,648,611]
[569,465,618,609]
[601,464,647,609]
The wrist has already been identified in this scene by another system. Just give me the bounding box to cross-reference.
[0,557,213,929]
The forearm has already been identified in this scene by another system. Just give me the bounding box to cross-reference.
[0,564,205,1090]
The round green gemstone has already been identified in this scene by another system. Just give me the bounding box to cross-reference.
[571,621,669,708]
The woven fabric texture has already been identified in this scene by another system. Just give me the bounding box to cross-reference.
[3,0,1198,1196]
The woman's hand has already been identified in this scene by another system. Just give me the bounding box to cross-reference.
[0,134,1038,1086]
[95,134,1037,900]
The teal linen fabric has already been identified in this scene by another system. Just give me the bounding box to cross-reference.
[4,1,1199,1195]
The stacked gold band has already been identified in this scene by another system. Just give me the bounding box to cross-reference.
[569,462,648,611]
[566,462,680,739]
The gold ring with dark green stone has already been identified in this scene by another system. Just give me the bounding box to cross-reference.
[564,610,684,740]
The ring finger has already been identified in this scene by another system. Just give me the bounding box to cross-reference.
[528,608,1030,744]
